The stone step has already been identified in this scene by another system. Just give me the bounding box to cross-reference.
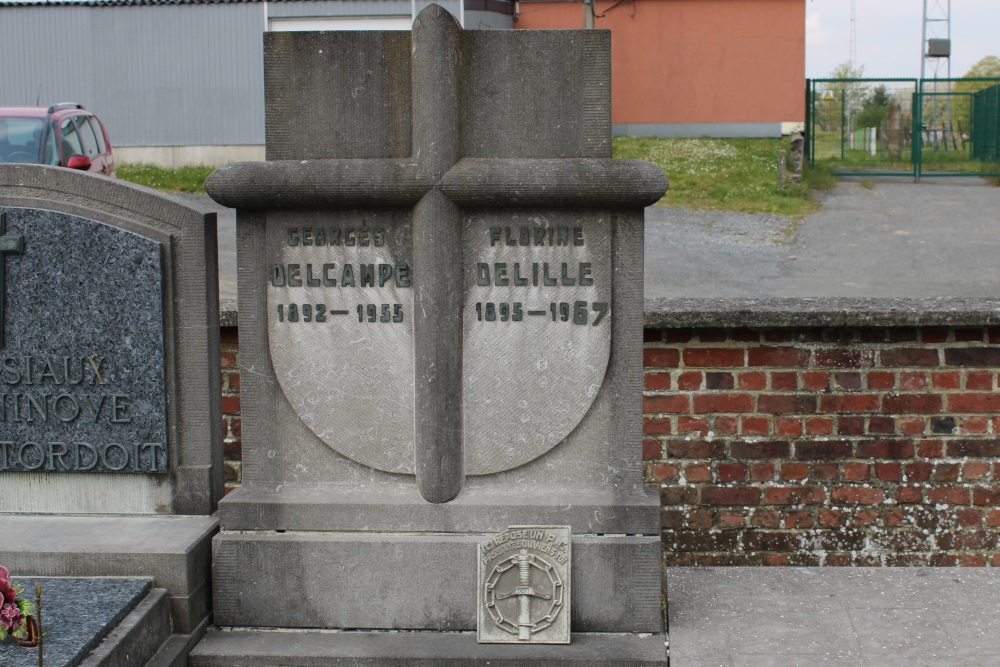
[190,628,668,666]
[80,587,171,667]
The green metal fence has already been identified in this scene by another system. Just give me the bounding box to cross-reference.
[806,78,1000,179]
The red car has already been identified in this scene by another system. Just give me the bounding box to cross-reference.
[0,103,115,176]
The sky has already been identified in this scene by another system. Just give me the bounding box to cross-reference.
[806,0,1000,79]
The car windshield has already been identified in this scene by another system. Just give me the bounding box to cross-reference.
[0,117,44,163]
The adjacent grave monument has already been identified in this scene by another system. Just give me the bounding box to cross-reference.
[0,164,223,663]
[194,5,668,664]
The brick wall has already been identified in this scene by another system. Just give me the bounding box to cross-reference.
[643,326,1000,567]
[221,326,242,493]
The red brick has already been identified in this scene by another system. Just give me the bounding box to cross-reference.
[898,372,927,390]
[927,487,971,505]
[661,487,698,505]
[987,510,1000,527]
[874,462,902,481]
[903,461,932,482]
[643,329,662,343]
[770,372,798,390]
[642,438,662,459]
[732,329,761,343]
[784,511,815,528]
[221,395,241,414]
[223,438,242,460]
[685,463,712,482]
[880,348,939,367]
[687,509,715,529]
[955,508,984,528]
[837,416,865,435]
[752,509,781,527]
[698,329,728,343]
[795,441,852,459]
[815,349,875,368]
[802,372,829,391]
[660,509,685,529]
[683,348,743,368]
[973,486,1000,506]
[676,416,707,435]
[835,372,862,390]
[693,394,753,413]
[718,463,747,482]
[644,372,671,390]
[820,394,880,412]
[899,417,925,435]
[842,462,870,481]
[676,371,702,390]
[856,439,914,458]
[932,463,960,483]
[805,416,834,435]
[965,371,994,390]
[717,510,747,528]
[223,463,240,482]
[932,371,961,389]
[702,486,760,506]
[649,462,680,482]
[775,417,802,436]
[714,416,738,435]
[229,418,242,437]
[643,395,690,413]
[644,348,680,368]
[664,329,693,343]
[743,531,799,552]
[705,372,735,389]
[765,486,826,504]
[818,508,848,527]
[867,371,896,390]
[853,509,880,526]
[227,373,241,393]
[739,371,768,390]
[882,508,907,526]
[895,486,923,503]
[762,554,791,566]
[868,416,895,434]
[882,394,942,414]
[780,463,808,480]
[748,347,810,367]
[921,327,949,343]
[946,440,1000,458]
[831,486,885,505]
[221,351,238,369]
[758,394,816,414]
[962,416,989,434]
[956,555,988,567]
[220,328,239,344]
[667,440,727,459]
[750,462,776,481]
[643,417,672,436]
[917,439,943,457]
[811,463,839,480]
[740,416,769,436]
[962,461,991,481]
[731,441,790,458]
[762,330,794,343]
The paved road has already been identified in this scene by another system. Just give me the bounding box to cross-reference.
[646,176,1000,299]
[191,176,999,304]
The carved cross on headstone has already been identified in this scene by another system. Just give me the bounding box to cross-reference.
[207,5,666,504]
[0,211,25,348]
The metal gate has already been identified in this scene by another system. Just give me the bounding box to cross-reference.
[806,78,1000,180]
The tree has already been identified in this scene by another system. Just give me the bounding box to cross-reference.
[815,61,866,132]
[950,56,1000,130]
[856,85,891,130]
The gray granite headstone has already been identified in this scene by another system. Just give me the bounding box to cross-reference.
[198,5,668,664]
[0,577,150,667]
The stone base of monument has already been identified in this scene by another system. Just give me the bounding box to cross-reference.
[0,515,217,636]
[190,629,667,666]
[0,577,177,667]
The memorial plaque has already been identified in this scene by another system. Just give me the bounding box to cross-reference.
[0,208,167,473]
[478,525,571,644]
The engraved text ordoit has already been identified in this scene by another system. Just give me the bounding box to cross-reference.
[266,210,610,476]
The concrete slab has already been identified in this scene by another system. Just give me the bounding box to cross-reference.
[667,567,1000,666]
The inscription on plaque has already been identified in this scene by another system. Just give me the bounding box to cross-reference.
[478,525,571,644]
[0,208,167,473]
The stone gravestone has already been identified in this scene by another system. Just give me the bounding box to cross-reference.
[194,5,668,664]
[0,164,223,662]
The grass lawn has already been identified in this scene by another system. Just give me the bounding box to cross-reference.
[118,137,837,214]
[613,136,835,216]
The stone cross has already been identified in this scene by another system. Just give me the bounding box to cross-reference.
[207,4,666,505]
[0,210,25,347]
